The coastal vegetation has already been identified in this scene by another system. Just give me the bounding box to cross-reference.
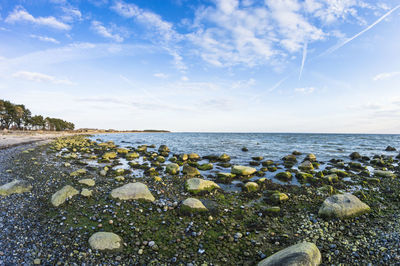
[0,99,75,131]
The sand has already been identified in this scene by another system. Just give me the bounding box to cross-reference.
[0,131,81,149]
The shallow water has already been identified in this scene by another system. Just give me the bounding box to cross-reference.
[89,133,400,189]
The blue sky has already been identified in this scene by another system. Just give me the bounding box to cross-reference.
[0,0,400,133]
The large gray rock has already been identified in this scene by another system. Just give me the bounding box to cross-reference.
[181,198,208,213]
[186,178,220,194]
[89,232,123,251]
[51,185,79,207]
[258,242,321,266]
[111,182,155,202]
[0,180,32,196]
[318,193,370,218]
[231,165,257,176]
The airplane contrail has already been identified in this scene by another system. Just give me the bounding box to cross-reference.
[322,4,400,56]
[299,40,308,80]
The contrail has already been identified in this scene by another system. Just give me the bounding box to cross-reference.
[299,40,308,80]
[322,4,400,56]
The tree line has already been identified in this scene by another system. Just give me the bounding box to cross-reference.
[0,99,75,131]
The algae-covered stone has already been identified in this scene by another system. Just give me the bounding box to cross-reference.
[116,148,129,154]
[296,172,313,182]
[188,153,201,160]
[181,198,208,213]
[216,172,236,183]
[374,170,396,179]
[81,188,92,197]
[265,206,280,214]
[350,152,361,160]
[89,232,123,251]
[257,241,321,266]
[323,174,338,183]
[0,180,32,196]
[182,164,201,177]
[328,168,348,177]
[156,156,166,163]
[51,185,79,207]
[244,182,259,192]
[70,169,87,177]
[262,160,275,166]
[102,152,117,160]
[115,176,125,182]
[305,153,317,162]
[78,178,95,187]
[298,161,314,171]
[136,145,147,152]
[252,156,264,161]
[198,163,213,171]
[111,182,155,202]
[275,171,292,181]
[166,163,180,175]
[126,152,139,160]
[219,153,231,162]
[282,154,297,162]
[186,178,220,194]
[231,165,257,176]
[270,192,289,203]
[158,145,170,153]
[318,193,370,219]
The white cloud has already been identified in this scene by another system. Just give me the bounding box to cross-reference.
[61,6,82,23]
[294,87,315,94]
[91,21,123,42]
[12,71,74,85]
[30,34,60,44]
[5,6,71,30]
[153,73,169,78]
[373,71,400,81]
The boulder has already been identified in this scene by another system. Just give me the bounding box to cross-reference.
[231,165,257,176]
[89,232,123,251]
[219,153,231,162]
[182,165,201,177]
[305,153,317,162]
[126,152,139,160]
[81,188,92,197]
[186,178,220,194]
[188,153,201,160]
[181,198,208,213]
[385,146,396,151]
[158,145,170,153]
[166,163,180,175]
[374,170,396,179]
[257,242,321,266]
[70,169,87,177]
[0,180,32,196]
[78,178,95,187]
[318,193,370,218]
[111,182,155,202]
[197,163,213,171]
[244,182,259,192]
[179,154,188,161]
[349,152,361,160]
[298,161,314,171]
[102,152,117,160]
[51,185,79,207]
[275,171,292,181]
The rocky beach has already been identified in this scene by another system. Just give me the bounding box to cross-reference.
[0,134,400,265]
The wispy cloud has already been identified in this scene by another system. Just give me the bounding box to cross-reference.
[91,21,123,42]
[5,6,71,30]
[299,40,307,80]
[30,34,60,44]
[323,4,400,55]
[373,71,400,81]
[294,87,315,94]
[12,71,74,85]
[153,73,169,79]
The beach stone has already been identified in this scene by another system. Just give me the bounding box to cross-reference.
[318,193,370,219]
[179,154,188,161]
[305,153,317,162]
[182,165,201,177]
[252,156,264,161]
[111,182,155,202]
[270,192,289,203]
[102,152,117,160]
[81,188,92,197]
[156,155,166,163]
[282,154,297,162]
[385,146,396,151]
[374,170,396,179]
[231,165,257,176]
[51,185,79,207]
[299,161,314,171]
[244,182,259,192]
[89,232,123,251]
[0,180,32,196]
[126,152,139,160]
[242,147,249,152]
[158,145,170,153]
[136,145,147,152]
[275,171,292,181]
[116,148,129,154]
[257,241,321,266]
[197,163,213,171]
[186,178,220,193]
[349,152,361,160]
[188,153,201,160]
[115,176,125,181]
[166,163,180,175]
[78,178,95,187]
[219,153,231,162]
[181,198,208,212]
[70,169,87,177]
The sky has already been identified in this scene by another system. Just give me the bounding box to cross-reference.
[0,0,400,133]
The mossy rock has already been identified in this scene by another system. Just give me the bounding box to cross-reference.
[244,182,259,192]
[70,169,87,177]
[216,172,236,183]
[218,153,231,162]
[252,156,263,161]
[182,165,201,177]
[197,163,213,171]
[166,163,180,175]
[116,148,129,154]
[186,178,220,194]
[188,153,201,161]
[156,156,166,163]
[126,152,140,160]
[262,160,275,166]
[296,172,313,183]
[275,171,292,181]
[269,191,289,204]
[102,152,117,160]
[180,198,208,214]
[231,165,257,176]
